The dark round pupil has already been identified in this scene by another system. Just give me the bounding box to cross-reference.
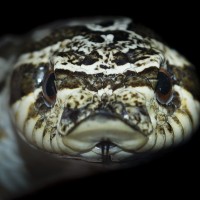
[46,73,56,97]
[156,72,171,95]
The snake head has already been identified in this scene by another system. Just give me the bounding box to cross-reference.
[9,17,200,163]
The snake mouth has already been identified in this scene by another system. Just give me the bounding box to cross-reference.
[62,114,148,162]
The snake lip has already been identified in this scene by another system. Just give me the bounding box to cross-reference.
[62,113,148,156]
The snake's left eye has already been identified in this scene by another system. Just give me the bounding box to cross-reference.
[155,68,173,105]
[42,72,57,107]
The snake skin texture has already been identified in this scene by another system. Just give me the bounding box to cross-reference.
[0,17,200,198]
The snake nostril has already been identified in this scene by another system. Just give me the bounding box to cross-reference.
[61,108,80,123]
[59,108,81,134]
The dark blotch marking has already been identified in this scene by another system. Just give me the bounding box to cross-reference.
[57,51,84,65]
[10,63,49,105]
[62,108,80,123]
[125,48,159,65]
[57,50,104,66]
[55,69,154,92]
[34,118,45,130]
[112,31,130,42]
[168,64,200,101]
[100,65,109,69]
[10,65,36,104]
[113,52,129,65]
[57,52,69,57]
[137,106,149,116]
[172,91,181,108]
[26,104,38,119]
[98,20,114,27]
[81,51,101,65]
[89,34,105,43]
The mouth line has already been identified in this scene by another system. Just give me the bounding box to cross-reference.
[61,113,148,154]
[64,111,143,136]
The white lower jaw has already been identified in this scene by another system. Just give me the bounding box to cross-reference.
[62,115,148,153]
[79,150,135,163]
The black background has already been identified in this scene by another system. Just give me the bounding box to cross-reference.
[1,1,199,199]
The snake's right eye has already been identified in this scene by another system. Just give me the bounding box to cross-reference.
[42,72,57,107]
[155,68,173,105]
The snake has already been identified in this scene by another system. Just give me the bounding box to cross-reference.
[0,17,199,197]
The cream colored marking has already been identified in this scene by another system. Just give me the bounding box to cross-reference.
[24,118,38,143]
[32,122,45,148]
[43,132,54,152]
[56,133,78,155]
[101,34,114,43]
[86,17,131,31]
[175,110,193,138]
[13,95,35,134]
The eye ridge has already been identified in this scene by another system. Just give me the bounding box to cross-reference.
[42,71,57,107]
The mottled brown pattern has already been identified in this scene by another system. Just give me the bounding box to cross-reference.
[168,64,200,101]
[124,73,153,89]
[10,63,49,104]
[138,67,159,79]
[56,48,159,68]
[55,69,157,92]
[21,27,133,54]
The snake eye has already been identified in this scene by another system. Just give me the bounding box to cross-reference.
[42,72,57,107]
[155,68,173,105]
